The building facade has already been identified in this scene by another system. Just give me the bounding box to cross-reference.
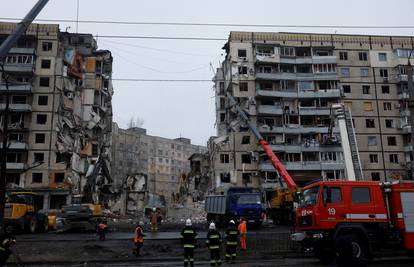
[212,31,413,190]
[0,22,113,210]
[111,123,207,204]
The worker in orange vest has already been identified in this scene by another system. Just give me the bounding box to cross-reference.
[238,218,247,251]
[133,221,145,256]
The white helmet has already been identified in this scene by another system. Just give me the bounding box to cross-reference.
[229,220,235,225]
[186,219,192,226]
[152,207,156,212]
[209,222,216,230]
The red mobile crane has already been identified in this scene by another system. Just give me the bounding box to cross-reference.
[229,94,414,263]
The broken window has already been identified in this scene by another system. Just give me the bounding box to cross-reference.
[32,173,43,183]
[220,113,225,122]
[238,66,248,75]
[257,46,273,55]
[220,154,229,164]
[339,51,348,60]
[36,114,47,125]
[42,42,52,51]
[371,172,380,181]
[241,136,250,144]
[385,119,394,128]
[383,102,392,111]
[362,85,370,94]
[242,173,252,185]
[35,133,45,143]
[12,95,26,104]
[39,77,50,87]
[369,154,378,163]
[389,154,399,163]
[41,59,51,69]
[238,49,247,58]
[9,133,24,142]
[6,152,22,163]
[387,136,397,146]
[92,144,98,156]
[220,173,231,183]
[298,81,313,91]
[54,173,65,183]
[38,95,48,106]
[280,64,294,73]
[280,47,295,57]
[241,154,252,164]
[34,153,44,162]
[366,119,375,128]
[358,52,368,61]
[381,85,390,94]
[239,82,248,92]
[367,136,377,146]
[297,65,312,73]
[342,85,351,94]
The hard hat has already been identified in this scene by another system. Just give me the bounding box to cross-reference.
[186,219,192,226]
[152,207,156,212]
[209,222,216,230]
[138,221,143,226]
[229,220,235,225]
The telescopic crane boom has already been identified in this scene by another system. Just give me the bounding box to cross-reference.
[227,94,297,190]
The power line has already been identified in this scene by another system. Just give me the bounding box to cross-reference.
[97,35,226,41]
[1,17,414,29]
[112,78,212,82]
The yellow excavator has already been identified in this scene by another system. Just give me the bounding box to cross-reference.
[265,187,295,225]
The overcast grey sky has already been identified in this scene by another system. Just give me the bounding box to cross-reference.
[2,0,414,145]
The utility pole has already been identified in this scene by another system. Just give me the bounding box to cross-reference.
[407,49,414,179]
[0,0,49,235]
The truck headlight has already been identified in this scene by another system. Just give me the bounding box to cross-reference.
[312,233,324,239]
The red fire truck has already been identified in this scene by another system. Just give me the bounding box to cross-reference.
[229,95,414,262]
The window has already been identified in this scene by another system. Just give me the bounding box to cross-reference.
[387,136,397,146]
[241,154,252,164]
[220,154,229,164]
[242,173,252,185]
[342,85,351,94]
[220,113,225,122]
[362,85,370,94]
[38,95,48,106]
[219,98,225,109]
[368,136,377,146]
[363,102,373,111]
[239,82,248,92]
[339,51,348,60]
[32,173,43,183]
[380,69,388,78]
[323,187,342,203]
[35,133,45,143]
[238,66,248,75]
[383,102,392,111]
[220,173,231,183]
[241,136,250,144]
[366,119,375,128]
[385,119,394,128]
[340,68,350,77]
[41,59,51,69]
[238,49,247,58]
[371,172,380,181]
[219,82,225,95]
[369,154,379,163]
[12,95,26,104]
[358,52,368,61]
[381,85,390,94]
[360,68,369,77]
[280,46,295,57]
[39,77,50,87]
[36,114,47,125]
[42,42,52,51]
[352,188,371,204]
[34,153,44,162]
[378,53,387,62]
[55,173,65,183]
[389,154,399,163]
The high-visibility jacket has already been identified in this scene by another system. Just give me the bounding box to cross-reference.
[238,221,247,235]
[134,226,144,243]
[225,225,239,245]
[180,226,197,248]
[206,230,222,249]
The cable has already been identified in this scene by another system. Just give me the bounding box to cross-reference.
[1,17,414,29]
[112,78,211,82]
[97,35,226,41]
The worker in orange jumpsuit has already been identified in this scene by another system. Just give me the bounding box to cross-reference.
[133,221,145,256]
[238,218,247,251]
[150,208,158,232]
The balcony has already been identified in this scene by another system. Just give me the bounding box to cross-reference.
[398,74,414,82]
[255,53,280,63]
[313,72,339,81]
[257,105,284,115]
[404,145,413,152]
[258,125,332,134]
[299,106,331,115]
[312,56,337,64]
[279,57,313,64]
[0,104,32,112]
[0,142,28,150]
[259,161,344,171]
[401,109,411,117]
[401,125,411,134]
[256,72,296,81]
[398,92,409,100]
[8,48,36,54]
[264,143,342,153]
[256,89,297,98]
[6,163,26,170]
[0,84,32,93]
[256,71,338,81]
[298,89,341,98]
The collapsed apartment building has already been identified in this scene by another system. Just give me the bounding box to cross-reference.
[0,22,113,210]
[111,123,207,214]
[212,31,412,192]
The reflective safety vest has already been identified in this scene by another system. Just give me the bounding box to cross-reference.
[134,226,144,243]
[206,230,222,249]
[181,226,197,248]
[225,226,239,245]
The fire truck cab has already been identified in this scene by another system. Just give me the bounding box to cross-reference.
[292,180,414,262]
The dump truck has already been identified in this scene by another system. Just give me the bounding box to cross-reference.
[5,191,49,233]
[205,187,263,227]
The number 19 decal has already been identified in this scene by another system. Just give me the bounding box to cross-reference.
[328,208,336,216]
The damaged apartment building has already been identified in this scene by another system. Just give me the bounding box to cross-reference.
[212,31,413,191]
[111,123,207,210]
[0,22,113,210]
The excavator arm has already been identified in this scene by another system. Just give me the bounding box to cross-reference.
[227,94,297,190]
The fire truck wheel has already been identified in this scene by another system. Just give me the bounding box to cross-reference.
[335,234,367,263]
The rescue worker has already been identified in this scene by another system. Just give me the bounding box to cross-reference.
[0,227,17,266]
[150,207,158,232]
[225,220,239,263]
[180,218,197,267]
[133,221,145,256]
[97,219,108,241]
[238,218,247,251]
[206,222,222,266]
